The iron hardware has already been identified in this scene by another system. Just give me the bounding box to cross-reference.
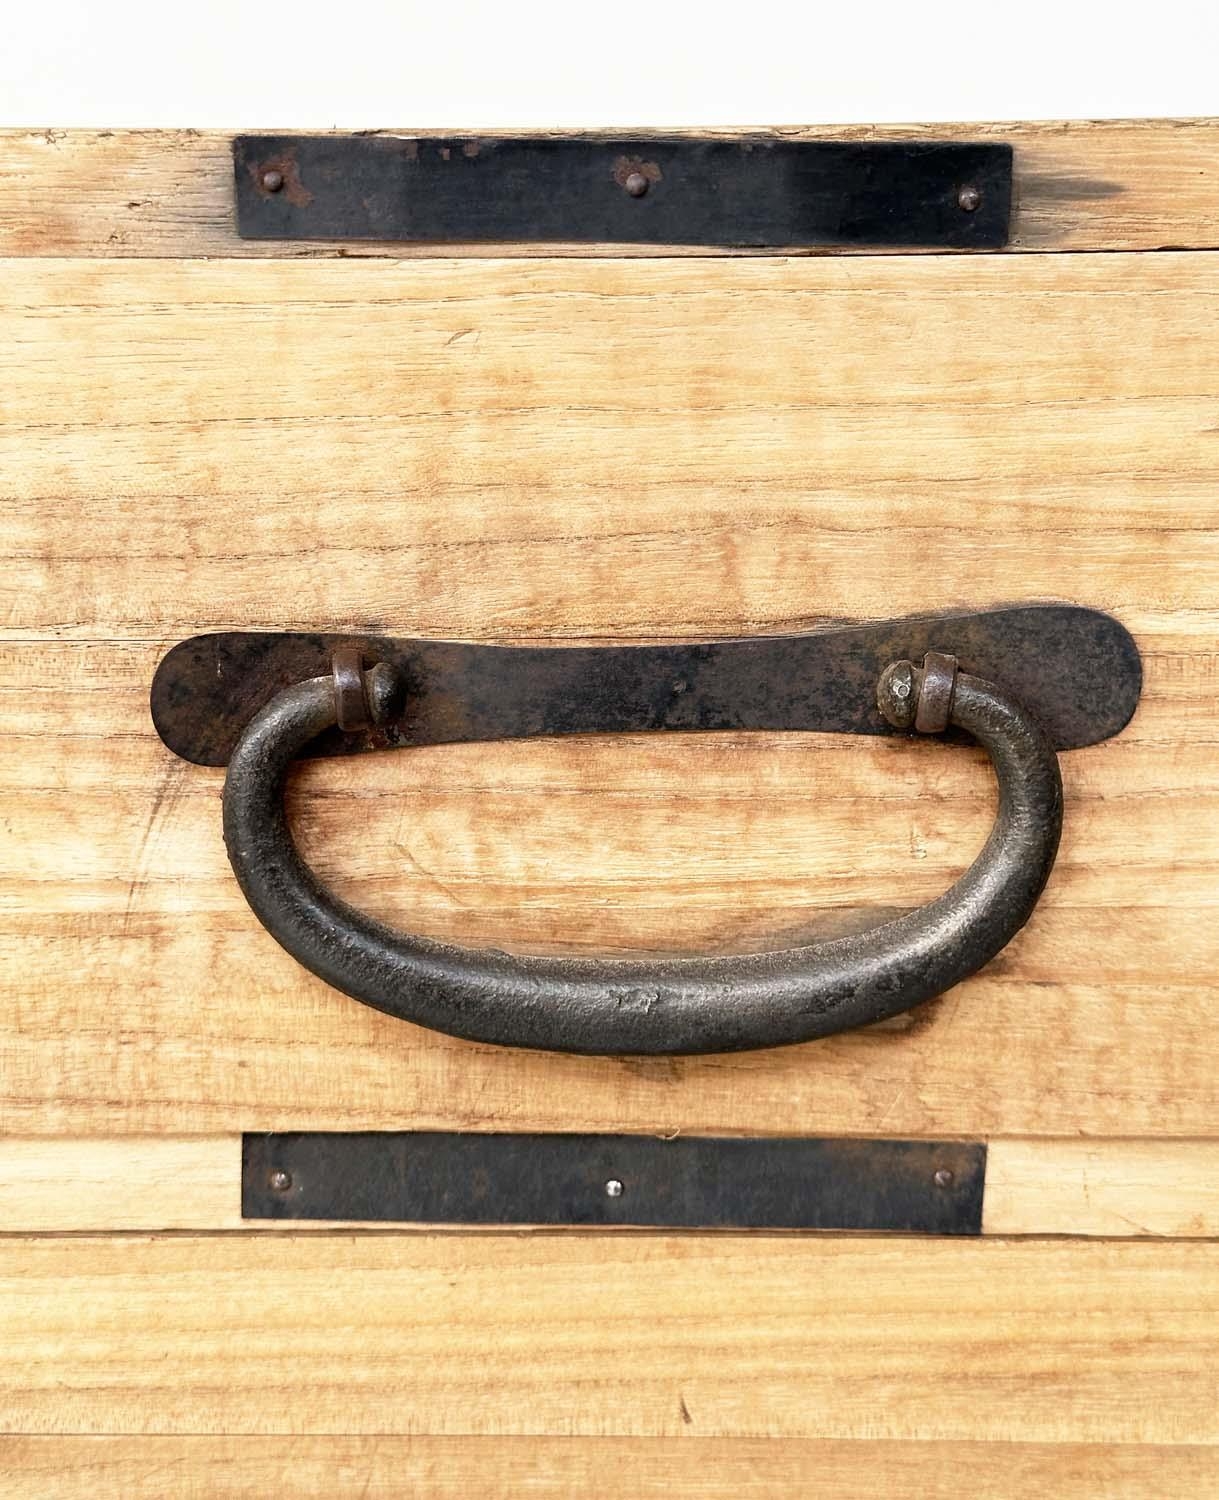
[155,606,1138,1055]
[233,135,1012,248]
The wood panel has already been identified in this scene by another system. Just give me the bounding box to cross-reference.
[1,251,1216,1136]
[2,121,1219,257]
[984,1140,1219,1237]
[5,130,1217,1500]
[5,1136,1219,1235]
[4,254,1219,642]
[0,1137,240,1231]
[1,1236,1215,1440]
[4,1435,1217,1499]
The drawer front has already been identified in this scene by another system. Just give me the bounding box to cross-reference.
[2,248,1217,1138]
[2,125,1217,1497]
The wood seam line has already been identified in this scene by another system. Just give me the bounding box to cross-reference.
[3,1137,1219,1236]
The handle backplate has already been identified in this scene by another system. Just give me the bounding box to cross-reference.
[152,604,1141,767]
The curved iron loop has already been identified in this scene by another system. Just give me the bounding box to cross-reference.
[221,651,1063,1055]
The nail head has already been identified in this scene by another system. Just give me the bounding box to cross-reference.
[624,172,649,198]
[261,169,285,193]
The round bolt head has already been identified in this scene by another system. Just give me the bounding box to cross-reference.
[605,1178,625,1198]
[957,186,982,212]
[269,1169,292,1191]
[367,661,406,726]
[877,660,918,730]
[261,169,285,193]
[623,172,649,198]
[933,1168,955,1189]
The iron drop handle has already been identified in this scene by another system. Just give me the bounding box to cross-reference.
[222,650,1062,1055]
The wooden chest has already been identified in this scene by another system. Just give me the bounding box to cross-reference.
[1,122,1217,1496]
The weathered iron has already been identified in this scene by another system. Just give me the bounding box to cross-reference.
[232,135,1012,248]
[241,1132,987,1232]
[216,647,1066,1055]
[151,605,1141,766]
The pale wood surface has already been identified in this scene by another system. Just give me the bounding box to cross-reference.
[6,1135,1219,1236]
[5,1436,1217,1499]
[2,1236,1215,1440]
[2,121,1219,257]
[984,1140,1219,1237]
[0,1137,241,1231]
[1,252,1216,1137]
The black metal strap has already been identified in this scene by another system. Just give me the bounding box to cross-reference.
[243,1132,987,1233]
[233,135,1012,248]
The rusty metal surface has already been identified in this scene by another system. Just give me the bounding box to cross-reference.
[233,135,1012,248]
[241,1132,987,1233]
[217,652,1063,1055]
[152,605,1141,766]
[329,646,370,732]
[914,649,958,734]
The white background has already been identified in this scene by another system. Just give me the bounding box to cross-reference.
[0,0,1216,126]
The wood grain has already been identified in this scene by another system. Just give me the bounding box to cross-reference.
[4,1435,1217,1499]
[983,1141,1219,1237]
[0,1137,240,1231]
[4,1136,1219,1235]
[0,251,1216,1135]
[4,254,1219,642]
[1,1236,1215,1440]
[5,135,1217,1500]
[2,121,1218,257]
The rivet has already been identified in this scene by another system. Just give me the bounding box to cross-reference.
[261,169,285,194]
[269,1169,292,1191]
[876,659,918,732]
[624,172,649,198]
[957,186,981,213]
[605,1178,625,1197]
[933,1168,955,1189]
